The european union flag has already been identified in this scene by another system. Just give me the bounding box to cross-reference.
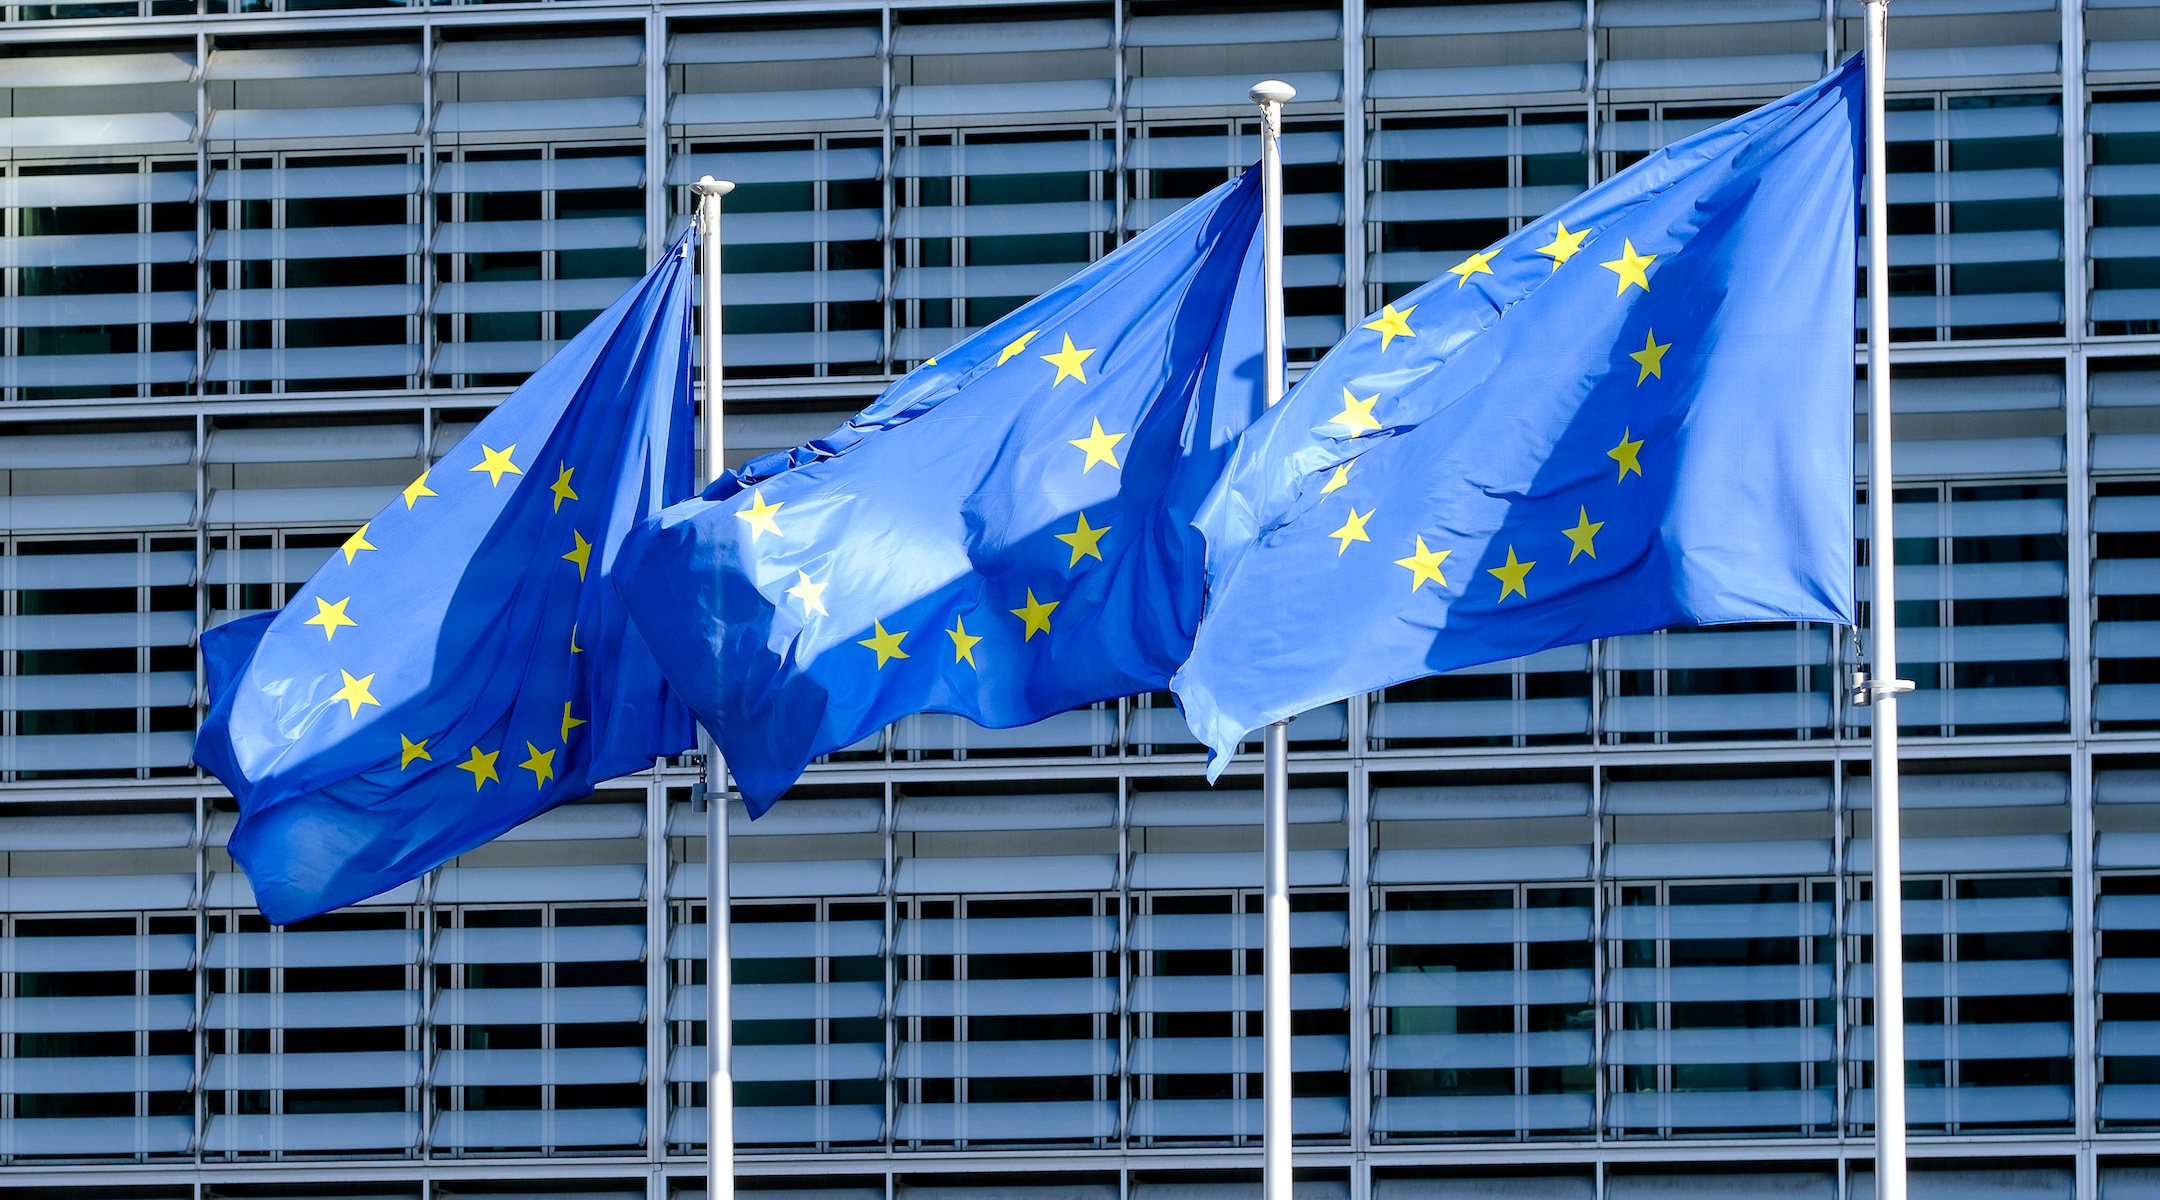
[195,236,699,924]
[1173,61,1863,770]
[617,169,1266,811]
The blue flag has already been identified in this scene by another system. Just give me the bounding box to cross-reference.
[1173,61,1863,771]
[195,237,700,923]
[617,169,1267,811]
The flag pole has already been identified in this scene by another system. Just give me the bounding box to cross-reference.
[1855,11,1912,1200]
[1248,78,1296,1200]
[694,173,737,1200]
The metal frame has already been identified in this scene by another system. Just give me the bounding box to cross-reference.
[0,749,2122,1181]
[4,0,2159,1194]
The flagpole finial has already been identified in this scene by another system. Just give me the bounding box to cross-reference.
[693,175,736,198]
[1248,79,1297,107]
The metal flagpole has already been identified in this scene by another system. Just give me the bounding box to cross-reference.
[1248,78,1296,1200]
[694,174,737,1200]
[1853,12,1912,1200]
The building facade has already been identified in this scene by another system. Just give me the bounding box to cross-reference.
[0,1,2155,1199]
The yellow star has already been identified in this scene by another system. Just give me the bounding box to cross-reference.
[455,745,500,790]
[923,356,938,367]
[1330,389,1382,437]
[561,701,587,742]
[947,614,982,668]
[997,329,1040,365]
[1321,463,1352,495]
[1563,507,1605,562]
[1330,507,1373,555]
[858,619,910,667]
[471,443,522,487]
[1054,511,1112,567]
[569,623,583,654]
[402,469,436,509]
[1628,329,1671,384]
[1600,238,1657,295]
[330,669,379,718]
[1488,545,1535,601]
[1361,303,1417,351]
[341,524,375,564]
[785,570,828,617]
[399,734,430,770]
[1394,536,1451,591]
[563,530,593,580]
[1010,590,1058,641]
[1537,221,1590,268]
[1448,249,1497,287]
[1040,334,1097,387]
[1068,418,1126,472]
[735,489,785,541]
[549,463,579,512]
[1609,428,1645,481]
[304,595,358,641]
[519,742,556,786]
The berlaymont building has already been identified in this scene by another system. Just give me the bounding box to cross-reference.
[0,1,2157,1199]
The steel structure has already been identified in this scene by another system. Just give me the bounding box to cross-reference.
[0,3,2156,1200]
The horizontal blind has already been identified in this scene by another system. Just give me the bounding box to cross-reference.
[1373,882,1595,1139]
[1854,478,2071,736]
[1841,765,2072,1134]
[1604,879,1836,1136]
[1865,95,2066,341]
[2100,869,2160,1129]
[434,116,647,387]
[2096,411,2160,728]
[2089,94,2160,336]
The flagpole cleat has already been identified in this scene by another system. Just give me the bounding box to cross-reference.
[689,781,744,813]
[1849,670,1917,707]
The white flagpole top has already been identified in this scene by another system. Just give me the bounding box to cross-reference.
[1248,80,1297,106]
[694,175,737,198]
